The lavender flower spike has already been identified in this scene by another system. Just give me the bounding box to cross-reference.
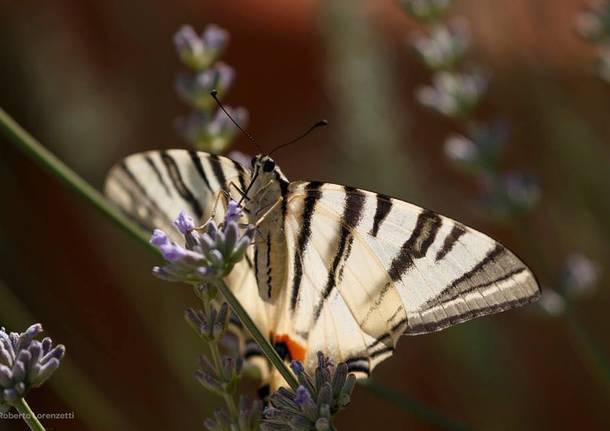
[261,352,356,431]
[151,202,255,285]
[0,324,65,410]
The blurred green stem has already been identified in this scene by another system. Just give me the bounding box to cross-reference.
[12,398,45,431]
[564,306,610,398]
[359,379,472,431]
[0,108,151,251]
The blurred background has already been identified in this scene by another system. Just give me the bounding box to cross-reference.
[1,0,609,429]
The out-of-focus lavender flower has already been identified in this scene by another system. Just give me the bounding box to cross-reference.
[261,352,356,431]
[204,396,262,431]
[0,324,65,410]
[151,201,254,284]
[175,24,230,70]
[176,63,235,110]
[416,71,487,118]
[561,253,600,297]
[411,20,470,70]
[576,0,610,42]
[399,0,453,22]
[174,23,248,153]
[176,107,249,154]
[444,133,479,165]
[538,288,566,316]
[597,47,610,82]
[501,171,541,212]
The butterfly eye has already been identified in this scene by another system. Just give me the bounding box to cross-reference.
[262,159,276,172]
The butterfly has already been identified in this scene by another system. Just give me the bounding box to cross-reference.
[105,149,540,388]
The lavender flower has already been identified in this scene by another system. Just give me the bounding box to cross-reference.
[410,20,470,70]
[204,396,262,431]
[174,23,248,153]
[176,107,249,154]
[261,352,356,431]
[416,70,487,118]
[151,201,255,284]
[176,63,235,110]
[576,0,610,42]
[561,253,600,297]
[175,24,230,70]
[0,324,65,410]
[538,288,566,317]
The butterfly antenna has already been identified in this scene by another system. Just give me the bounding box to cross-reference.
[210,90,263,153]
[268,119,328,156]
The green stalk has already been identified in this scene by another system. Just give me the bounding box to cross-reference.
[12,398,45,431]
[0,108,151,251]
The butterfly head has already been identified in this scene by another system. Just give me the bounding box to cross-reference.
[250,154,287,181]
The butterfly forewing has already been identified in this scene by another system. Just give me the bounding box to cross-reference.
[280,181,539,374]
[104,149,272,346]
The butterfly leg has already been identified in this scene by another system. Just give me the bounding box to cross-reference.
[253,198,283,228]
[228,181,250,202]
[193,191,228,232]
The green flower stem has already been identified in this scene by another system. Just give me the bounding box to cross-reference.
[214,280,299,390]
[358,379,472,431]
[0,108,151,252]
[12,398,45,431]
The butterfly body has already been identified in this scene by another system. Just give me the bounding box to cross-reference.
[244,155,290,304]
[105,150,540,387]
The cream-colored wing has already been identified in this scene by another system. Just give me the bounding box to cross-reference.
[105,150,271,366]
[275,181,539,377]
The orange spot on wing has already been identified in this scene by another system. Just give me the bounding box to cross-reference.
[273,333,306,362]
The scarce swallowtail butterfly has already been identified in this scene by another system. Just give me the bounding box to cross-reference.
[105,147,539,388]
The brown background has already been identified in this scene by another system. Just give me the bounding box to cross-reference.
[1,0,609,429]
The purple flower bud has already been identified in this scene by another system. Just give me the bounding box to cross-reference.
[202,24,229,52]
[17,324,43,351]
[224,200,242,225]
[12,361,25,383]
[290,360,304,374]
[294,385,312,407]
[174,25,202,55]
[173,210,195,235]
[41,345,65,364]
[41,338,52,355]
[150,229,170,247]
[159,243,187,262]
[0,365,12,387]
[3,388,18,403]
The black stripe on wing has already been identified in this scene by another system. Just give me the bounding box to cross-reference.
[160,151,204,219]
[387,209,442,282]
[188,150,213,193]
[145,155,172,197]
[313,186,366,322]
[435,224,466,262]
[290,181,323,311]
[370,193,392,237]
